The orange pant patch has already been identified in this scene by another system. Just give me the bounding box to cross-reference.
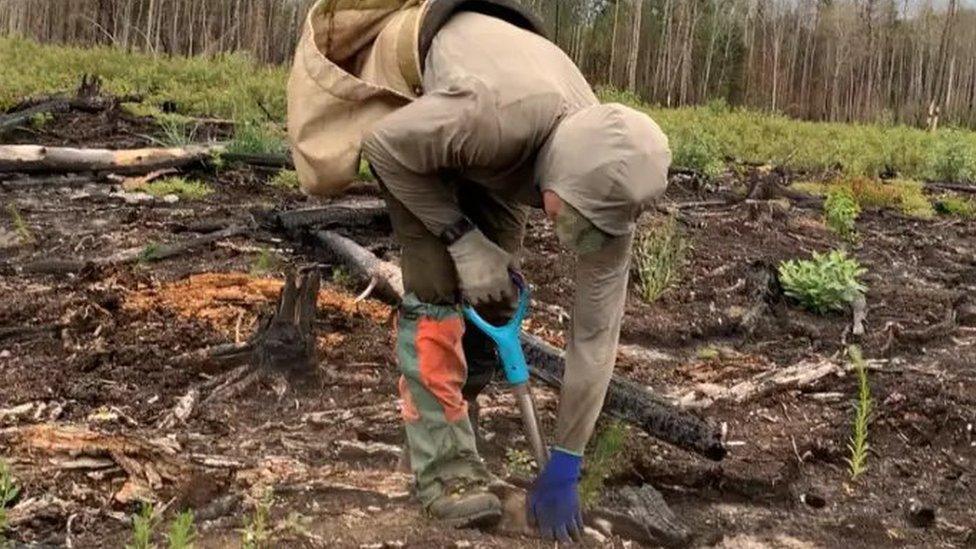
[415,316,468,422]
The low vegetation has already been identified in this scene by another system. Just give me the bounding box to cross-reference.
[227,119,288,156]
[934,195,976,218]
[794,177,935,219]
[4,38,976,184]
[165,511,197,549]
[144,177,213,200]
[599,88,976,183]
[127,502,160,549]
[6,204,35,245]
[580,421,628,507]
[633,217,687,303]
[269,170,300,190]
[0,36,287,121]
[846,346,872,481]
[823,187,860,242]
[241,492,273,549]
[0,461,20,543]
[778,250,867,314]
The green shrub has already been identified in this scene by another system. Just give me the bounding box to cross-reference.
[667,125,725,179]
[633,217,687,303]
[927,129,976,183]
[823,188,860,242]
[778,250,867,314]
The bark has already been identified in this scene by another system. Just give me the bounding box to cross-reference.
[0,144,224,174]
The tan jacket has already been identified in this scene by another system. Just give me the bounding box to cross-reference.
[363,12,671,453]
[287,0,543,196]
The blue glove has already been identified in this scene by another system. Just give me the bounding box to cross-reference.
[528,448,584,542]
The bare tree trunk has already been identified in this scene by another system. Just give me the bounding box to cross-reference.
[626,0,643,93]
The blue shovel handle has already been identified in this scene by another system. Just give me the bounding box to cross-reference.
[462,272,531,386]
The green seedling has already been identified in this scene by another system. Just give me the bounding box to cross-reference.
[127,502,159,549]
[846,346,872,480]
[331,266,355,289]
[240,491,272,549]
[823,187,860,242]
[580,421,627,507]
[139,243,162,263]
[633,217,687,303]
[6,204,35,245]
[250,247,279,275]
[0,460,21,544]
[778,250,867,314]
[165,510,196,549]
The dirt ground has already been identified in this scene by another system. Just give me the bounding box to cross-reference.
[2,105,975,548]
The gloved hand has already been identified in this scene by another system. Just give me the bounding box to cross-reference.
[447,229,516,305]
[528,448,584,542]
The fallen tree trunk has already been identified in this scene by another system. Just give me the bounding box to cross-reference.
[268,201,389,231]
[19,225,250,274]
[313,230,405,303]
[308,229,726,461]
[0,144,225,174]
[0,100,72,135]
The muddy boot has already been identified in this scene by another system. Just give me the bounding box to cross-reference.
[427,482,502,529]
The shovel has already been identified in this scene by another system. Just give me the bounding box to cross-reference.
[463,272,549,468]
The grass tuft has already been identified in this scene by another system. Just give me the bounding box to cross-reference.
[579,421,627,507]
[144,177,213,200]
[633,217,687,303]
[227,119,288,156]
[778,250,867,314]
[269,170,300,190]
[846,345,872,481]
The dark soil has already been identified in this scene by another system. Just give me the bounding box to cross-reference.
[1,105,974,548]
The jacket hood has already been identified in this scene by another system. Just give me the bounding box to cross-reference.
[536,103,671,236]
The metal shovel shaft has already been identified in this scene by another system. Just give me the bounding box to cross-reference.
[513,383,548,468]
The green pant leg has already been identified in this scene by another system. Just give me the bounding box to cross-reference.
[381,186,490,505]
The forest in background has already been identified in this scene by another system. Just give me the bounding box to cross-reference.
[0,0,974,128]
